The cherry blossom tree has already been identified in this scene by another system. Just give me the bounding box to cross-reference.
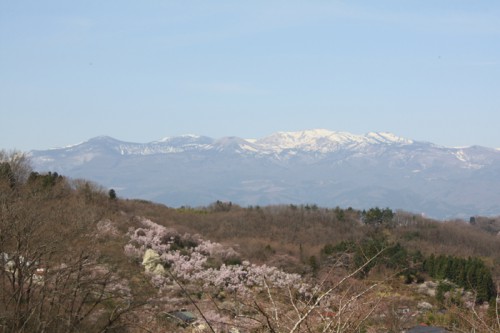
[125,218,386,332]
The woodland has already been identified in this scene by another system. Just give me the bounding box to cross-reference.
[0,150,499,333]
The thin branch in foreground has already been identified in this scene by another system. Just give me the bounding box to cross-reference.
[288,247,386,333]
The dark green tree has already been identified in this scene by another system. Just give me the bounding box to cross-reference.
[423,254,496,303]
[309,255,319,276]
[423,253,436,276]
[108,188,117,200]
[362,207,394,226]
[28,171,62,189]
[475,267,496,303]
[334,207,345,221]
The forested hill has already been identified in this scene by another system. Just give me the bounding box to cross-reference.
[1,151,500,332]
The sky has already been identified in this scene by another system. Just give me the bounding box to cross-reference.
[1,0,500,151]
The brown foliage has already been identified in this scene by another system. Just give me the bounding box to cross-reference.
[0,164,150,332]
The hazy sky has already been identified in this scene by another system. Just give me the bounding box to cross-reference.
[1,1,500,151]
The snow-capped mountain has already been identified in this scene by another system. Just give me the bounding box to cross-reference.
[30,129,500,219]
[255,130,413,153]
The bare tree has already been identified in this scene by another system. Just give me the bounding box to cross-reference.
[0,160,139,333]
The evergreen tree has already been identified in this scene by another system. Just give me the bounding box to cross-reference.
[309,255,319,276]
[423,253,436,276]
[423,254,496,303]
[108,188,117,200]
[476,268,496,303]
[362,207,394,225]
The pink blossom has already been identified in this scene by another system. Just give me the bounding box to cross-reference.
[124,218,314,299]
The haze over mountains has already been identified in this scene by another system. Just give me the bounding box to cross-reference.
[29,129,500,219]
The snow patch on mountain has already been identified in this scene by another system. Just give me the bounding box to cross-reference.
[365,132,413,145]
[454,150,469,163]
[255,129,412,153]
[452,150,485,169]
[155,134,203,143]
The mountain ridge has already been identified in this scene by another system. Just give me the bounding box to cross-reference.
[38,129,421,155]
[29,129,500,219]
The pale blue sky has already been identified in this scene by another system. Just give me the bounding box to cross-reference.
[1,1,499,151]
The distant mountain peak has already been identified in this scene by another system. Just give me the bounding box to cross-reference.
[155,134,203,143]
[254,129,412,153]
[87,135,121,143]
[29,129,500,219]
[40,130,417,157]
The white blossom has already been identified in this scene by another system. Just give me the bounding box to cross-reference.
[125,218,313,299]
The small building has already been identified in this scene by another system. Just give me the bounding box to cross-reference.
[165,310,197,327]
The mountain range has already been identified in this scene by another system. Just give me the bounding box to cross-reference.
[29,129,500,219]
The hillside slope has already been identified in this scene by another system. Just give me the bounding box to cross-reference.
[1,157,499,332]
